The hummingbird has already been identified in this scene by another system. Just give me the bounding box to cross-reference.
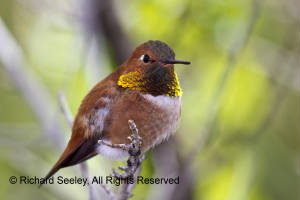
[43,40,190,182]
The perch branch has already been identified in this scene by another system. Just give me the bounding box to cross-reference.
[99,183,116,200]
[116,166,142,200]
[98,120,145,200]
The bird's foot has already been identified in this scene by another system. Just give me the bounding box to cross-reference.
[104,120,144,180]
[98,120,143,154]
[98,140,131,151]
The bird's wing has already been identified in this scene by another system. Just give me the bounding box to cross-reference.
[42,97,113,185]
[42,80,121,185]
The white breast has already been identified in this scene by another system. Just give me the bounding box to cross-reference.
[142,94,182,150]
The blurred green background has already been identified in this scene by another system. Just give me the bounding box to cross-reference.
[0,0,299,199]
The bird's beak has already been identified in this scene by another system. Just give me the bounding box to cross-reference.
[161,59,191,65]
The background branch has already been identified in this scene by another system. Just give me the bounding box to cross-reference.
[57,91,74,127]
[167,1,263,200]
[187,0,262,163]
[0,17,64,147]
[57,91,96,200]
[80,0,132,66]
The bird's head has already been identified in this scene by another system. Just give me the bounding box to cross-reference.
[118,40,190,97]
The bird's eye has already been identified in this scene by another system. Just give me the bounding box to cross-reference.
[140,54,151,63]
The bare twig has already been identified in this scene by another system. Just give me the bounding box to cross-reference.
[147,139,180,200]
[57,91,74,127]
[80,163,97,200]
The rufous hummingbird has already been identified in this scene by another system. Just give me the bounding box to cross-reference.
[43,40,190,182]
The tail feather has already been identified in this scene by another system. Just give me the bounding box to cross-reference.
[40,137,98,187]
